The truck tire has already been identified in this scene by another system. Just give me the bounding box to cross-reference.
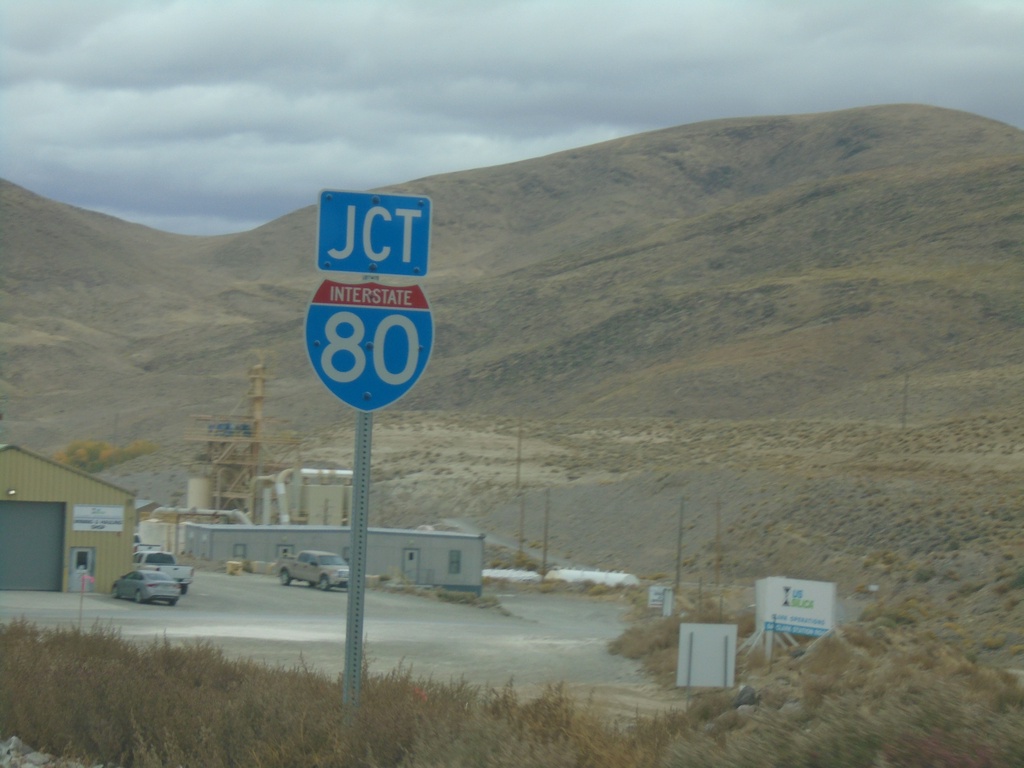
[317,575,331,591]
[279,569,292,586]
[180,584,189,595]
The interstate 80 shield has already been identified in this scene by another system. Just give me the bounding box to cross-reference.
[305,279,433,412]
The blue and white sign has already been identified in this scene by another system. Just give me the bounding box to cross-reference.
[317,190,431,277]
[756,577,837,638]
[305,279,433,411]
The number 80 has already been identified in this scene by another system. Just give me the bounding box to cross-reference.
[320,310,421,386]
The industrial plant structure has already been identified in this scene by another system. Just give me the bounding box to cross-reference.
[183,360,304,519]
[143,359,354,538]
[143,360,484,593]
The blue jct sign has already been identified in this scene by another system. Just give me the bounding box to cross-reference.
[305,280,433,411]
[317,190,431,277]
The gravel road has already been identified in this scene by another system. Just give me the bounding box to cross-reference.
[1,571,687,719]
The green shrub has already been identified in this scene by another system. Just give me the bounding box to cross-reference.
[1011,568,1024,590]
[914,567,936,583]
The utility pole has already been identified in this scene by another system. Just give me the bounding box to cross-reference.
[518,494,525,559]
[515,416,523,491]
[715,496,722,587]
[901,373,909,430]
[541,488,550,578]
[516,418,525,560]
[674,497,685,593]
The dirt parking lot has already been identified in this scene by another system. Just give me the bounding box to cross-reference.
[1,571,686,719]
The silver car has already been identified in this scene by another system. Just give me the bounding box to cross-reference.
[112,569,181,605]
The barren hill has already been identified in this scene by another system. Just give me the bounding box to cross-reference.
[3,104,1024,661]
[5,104,1023,443]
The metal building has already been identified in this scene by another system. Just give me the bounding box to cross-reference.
[183,523,485,595]
[0,445,134,593]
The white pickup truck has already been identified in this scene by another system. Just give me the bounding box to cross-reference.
[273,550,350,591]
[132,551,194,595]
[133,533,162,554]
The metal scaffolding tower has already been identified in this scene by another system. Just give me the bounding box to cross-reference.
[185,360,297,514]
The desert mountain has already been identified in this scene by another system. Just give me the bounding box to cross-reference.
[3,103,1023,450]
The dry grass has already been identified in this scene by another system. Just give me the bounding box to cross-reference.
[606,612,1024,768]
[2,620,1024,767]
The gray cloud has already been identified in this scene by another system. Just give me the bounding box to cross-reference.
[2,0,1022,235]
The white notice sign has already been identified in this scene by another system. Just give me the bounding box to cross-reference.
[648,585,668,609]
[72,504,124,532]
[676,623,737,689]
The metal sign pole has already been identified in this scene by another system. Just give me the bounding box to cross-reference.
[686,630,694,703]
[343,410,373,709]
[674,497,684,593]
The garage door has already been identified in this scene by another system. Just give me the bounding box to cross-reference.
[0,501,64,590]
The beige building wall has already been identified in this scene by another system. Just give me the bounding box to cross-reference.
[0,445,134,593]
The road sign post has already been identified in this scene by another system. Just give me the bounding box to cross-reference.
[309,189,432,712]
[344,410,372,711]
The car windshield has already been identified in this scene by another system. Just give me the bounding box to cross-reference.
[318,555,345,565]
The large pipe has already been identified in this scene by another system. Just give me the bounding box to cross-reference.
[299,468,353,480]
[273,468,352,525]
[247,468,354,526]
[251,474,277,525]
[151,506,253,525]
[274,468,294,525]
[262,485,274,525]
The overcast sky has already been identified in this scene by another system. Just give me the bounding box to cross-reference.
[2,0,1023,235]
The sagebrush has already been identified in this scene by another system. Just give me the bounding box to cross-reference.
[2,620,1023,767]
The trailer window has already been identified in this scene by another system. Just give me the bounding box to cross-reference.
[448,550,461,575]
